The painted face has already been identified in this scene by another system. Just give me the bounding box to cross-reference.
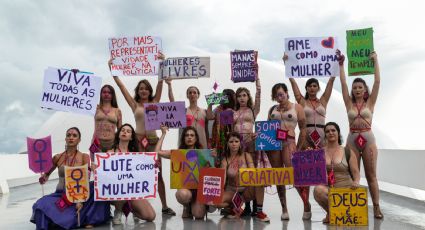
[186,87,199,101]
[65,129,80,147]
[325,125,338,143]
[275,88,288,103]
[306,83,319,97]
[352,82,366,98]
[101,87,112,101]
[138,83,151,100]
[184,130,197,147]
[237,91,249,107]
[119,126,133,141]
[228,136,241,153]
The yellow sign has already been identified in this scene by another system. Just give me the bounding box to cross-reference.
[65,164,90,203]
[239,167,294,186]
[329,187,368,226]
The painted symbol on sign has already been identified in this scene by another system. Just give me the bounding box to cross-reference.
[33,139,48,171]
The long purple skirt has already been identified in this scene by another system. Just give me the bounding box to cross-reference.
[30,182,110,230]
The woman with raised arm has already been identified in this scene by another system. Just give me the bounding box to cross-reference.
[215,132,269,222]
[108,57,176,216]
[313,122,360,223]
[108,124,156,224]
[155,125,210,219]
[267,83,309,220]
[31,127,110,229]
[338,50,383,218]
[92,85,122,157]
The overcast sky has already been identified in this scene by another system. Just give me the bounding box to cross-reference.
[1,0,424,153]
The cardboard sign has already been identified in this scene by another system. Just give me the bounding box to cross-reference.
[41,67,102,116]
[255,120,282,151]
[26,136,52,173]
[219,110,234,125]
[64,165,90,203]
[230,50,258,82]
[109,36,162,76]
[144,101,187,130]
[346,28,374,76]
[170,149,215,189]
[292,149,327,186]
[197,168,225,204]
[205,93,229,105]
[329,187,368,226]
[239,167,294,186]
[159,57,210,79]
[94,152,158,200]
[285,37,339,78]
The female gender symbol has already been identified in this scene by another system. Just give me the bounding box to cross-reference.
[71,169,83,193]
[33,139,47,171]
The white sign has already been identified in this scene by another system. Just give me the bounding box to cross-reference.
[41,67,101,116]
[94,152,158,200]
[284,37,339,78]
[109,36,162,76]
[159,57,210,79]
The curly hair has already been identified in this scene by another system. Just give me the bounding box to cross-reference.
[179,126,202,149]
[235,87,253,110]
[134,80,154,102]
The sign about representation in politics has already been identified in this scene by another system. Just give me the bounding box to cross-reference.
[109,36,162,76]
[329,187,368,226]
[239,168,294,186]
[292,149,327,186]
[205,93,229,105]
[94,152,158,200]
[27,136,52,174]
[144,101,187,130]
[284,37,339,78]
[170,149,215,189]
[255,120,282,151]
[41,67,101,116]
[159,57,210,79]
[65,165,90,203]
[346,28,374,76]
[230,50,258,83]
[197,168,225,204]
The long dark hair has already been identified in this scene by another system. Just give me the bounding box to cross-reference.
[324,122,343,145]
[304,78,320,99]
[224,132,243,158]
[112,123,139,152]
[235,87,253,110]
[66,127,81,139]
[222,89,236,110]
[351,78,370,103]
[179,127,202,149]
[134,80,154,102]
[100,84,118,108]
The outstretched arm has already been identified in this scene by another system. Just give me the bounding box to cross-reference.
[284,53,304,105]
[253,77,261,118]
[165,78,175,102]
[368,51,380,110]
[320,76,336,108]
[109,58,137,112]
[155,125,171,158]
[153,52,166,102]
[337,50,351,110]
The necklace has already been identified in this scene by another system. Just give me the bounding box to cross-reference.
[188,107,200,126]
[64,150,78,166]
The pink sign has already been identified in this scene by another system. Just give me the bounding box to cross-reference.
[27,136,53,173]
[144,101,187,130]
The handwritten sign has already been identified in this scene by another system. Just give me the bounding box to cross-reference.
[329,187,368,226]
[41,67,101,116]
[346,28,374,76]
[197,168,225,204]
[239,167,294,186]
[292,149,327,186]
[285,37,339,78]
[170,149,214,189]
[109,36,162,76]
[26,136,52,173]
[144,101,187,130]
[159,57,210,79]
[65,165,90,203]
[219,110,234,125]
[255,120,282,151]
[205,93,229,105]
[94,152,157,200]
[230,50,258,82]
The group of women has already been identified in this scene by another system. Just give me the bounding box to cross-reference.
[30,50,383,229]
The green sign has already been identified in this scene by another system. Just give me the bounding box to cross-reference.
[346,28,374,76]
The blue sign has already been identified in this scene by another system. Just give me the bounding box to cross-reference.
[255,120,282,151]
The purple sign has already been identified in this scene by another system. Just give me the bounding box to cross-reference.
[219,110,234,125]
[27,136,53,173]
[291,149,327,186]
[144,101,187,130]
[230,50,258,83]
